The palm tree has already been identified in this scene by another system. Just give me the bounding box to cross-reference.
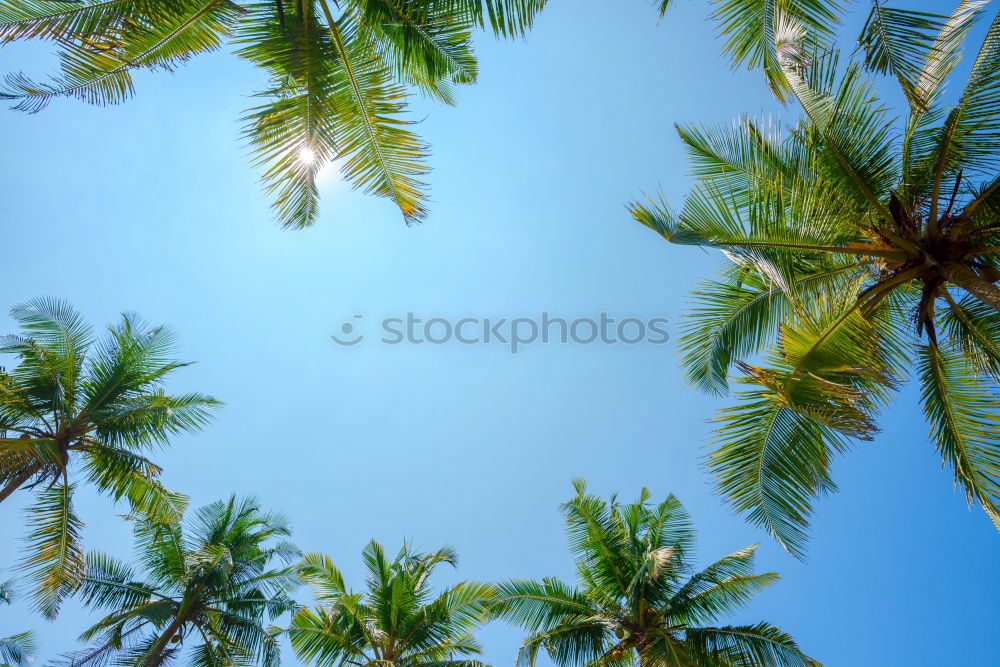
[629,1,1000,556]
[288,541,494,666]
[0,577,36,667]
[60,495,300,666]
[0,0,545,229]
[0,297,219,616]
[493,480,817,666]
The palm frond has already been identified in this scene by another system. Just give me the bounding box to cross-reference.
[82,444,188,522]
[926,7,1000,195]
[0,631,36,667]
[515,618,609,667]
[712,0,842,101]
[783,53,899,223]
[492,578,595,633]
[351,0,478,104]
[668,545,777,625]
[684,622,820,667]
[677,263,864,395]
[318,0,430,225]
[858,1,952,110]
[78,551,158,610]
[940,292,1000,382]
[428,0,546,38]
[0,0,244,112]
[710,386,849,559]
[918,343,1000,530]
[21,483,86,618]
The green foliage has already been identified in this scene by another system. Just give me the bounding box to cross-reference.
[656,0,843,101]
[0,0,547,229]
[0,297,219,617]
[60,495,300,666]
[288,541,494,666]
[632,2,1000,557]
[493,480,818,666]
[0,577,37,667]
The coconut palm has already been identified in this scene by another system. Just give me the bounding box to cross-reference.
[0,297,219,616]
[0,577,36,667]
[0,0,545,229]
[59,495,300,666]
[288,541,494,666]
[629,1,1000,556]
[493,480,817,666]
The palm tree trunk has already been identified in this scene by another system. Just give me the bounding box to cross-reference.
[945,263,1000,312]
[143,615,185,667]
[0,464,41,503]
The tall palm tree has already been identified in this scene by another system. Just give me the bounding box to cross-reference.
[493,480,817,666]
[0,577,36,667]
[0,0,546,229]
[630,1,1000,556]
[59,495,300,666]
[0,297,219,616]
[288,541,495,666]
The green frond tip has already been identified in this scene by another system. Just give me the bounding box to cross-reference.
[627,193,676,239]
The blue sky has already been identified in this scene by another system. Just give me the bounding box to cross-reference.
[1,0,999,664]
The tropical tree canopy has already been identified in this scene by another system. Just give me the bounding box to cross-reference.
[630,1,1000,556]
[58,495,300,666]
[0,297,219,616]
[0,0,546,229]
[0,577,36,667]
[493,480,818,666]
[288,541,495,666]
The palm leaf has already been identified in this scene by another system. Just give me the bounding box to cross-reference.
[684,622,819,667]
[0,631,36,667]
[352,0,478,104]
[711,0,842,101]
[858,1,951,110]
[924,6,1000,217]
[667,545,778,625]
[678,263,864,395]
[918,343,1000,530]
[82,444,188,522]
[429,0,546,38]
[710,386,848,558]
[0,0,244,112]
[318,0,430,225]
[21,482,86,618]
[78,551,158,610]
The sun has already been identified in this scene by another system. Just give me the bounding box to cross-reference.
[298,146,316,165]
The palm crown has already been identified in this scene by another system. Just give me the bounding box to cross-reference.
[0,297,219,616]
[630,1,1000,556]
[62,495,300,666]
[493,480,817,667]
[0,0,545,229]
[288,541,495,666]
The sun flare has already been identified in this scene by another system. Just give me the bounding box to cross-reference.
[298,146,316,165]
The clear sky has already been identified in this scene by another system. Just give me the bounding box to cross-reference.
[1,1,998,664]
